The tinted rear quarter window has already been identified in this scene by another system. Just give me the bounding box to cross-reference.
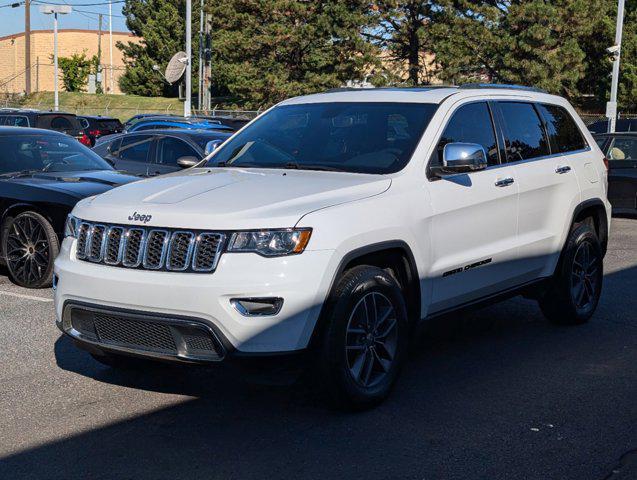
[499,102,549,161]
[608,137,637,161]
[118,135,153,163]
[537,104,587,153]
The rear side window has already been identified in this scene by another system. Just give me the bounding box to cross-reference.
[118,135,153,163]
[499,102,549,161]
[5,115,29,127]
[537,104,587,153]
[608,137,637,161]
[435,102,499,166]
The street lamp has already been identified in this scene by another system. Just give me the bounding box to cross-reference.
[607,0,625,133]
[39,5,71,111]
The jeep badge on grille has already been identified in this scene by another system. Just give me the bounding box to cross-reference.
[128,212,152,224]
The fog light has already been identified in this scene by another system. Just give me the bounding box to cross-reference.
[231,297,283,316]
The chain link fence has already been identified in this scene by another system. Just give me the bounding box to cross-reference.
[0,97,260,123]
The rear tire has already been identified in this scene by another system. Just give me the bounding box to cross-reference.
[539,220,603,325]
[316,265,408,410]
[2,211,59,288]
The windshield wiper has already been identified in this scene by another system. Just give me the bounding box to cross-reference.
[283,162,340,172]
[0,169,41,179]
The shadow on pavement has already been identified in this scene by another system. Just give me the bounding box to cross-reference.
[2,263,637,480]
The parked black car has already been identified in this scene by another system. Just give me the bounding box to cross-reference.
[595,132,637,215]
[588,118,637,134]
[93,129,231,176]
[0,109,91,146]
[0,127,139,288]
[78,115,124,146]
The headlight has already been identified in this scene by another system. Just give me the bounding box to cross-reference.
[64,214,79,238]
[228,228,312,257]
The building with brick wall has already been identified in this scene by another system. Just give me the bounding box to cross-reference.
[0,29,140,95]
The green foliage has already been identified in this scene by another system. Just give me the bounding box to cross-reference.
[207,0,379,109]
[57,52,98,92]
[366,1,440,85]
[117,0,199,97]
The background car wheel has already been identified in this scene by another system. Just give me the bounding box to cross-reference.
[2,211,59,289]
[316,265,408,410]
[539,220,603,325]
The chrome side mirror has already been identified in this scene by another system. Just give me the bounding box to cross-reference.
[204,139,223,156]
[176,156,200,168]
[441,142,488,174]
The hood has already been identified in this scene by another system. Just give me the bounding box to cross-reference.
[12,170,140,198]
[73,167,391,229]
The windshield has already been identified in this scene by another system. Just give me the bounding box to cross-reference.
[0,134,113,175]
[206,102,438,174]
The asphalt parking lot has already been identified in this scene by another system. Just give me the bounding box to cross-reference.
[0,218,636,480]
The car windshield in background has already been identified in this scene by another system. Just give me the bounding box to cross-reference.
[207,102,438,174]
[0,135,112,175]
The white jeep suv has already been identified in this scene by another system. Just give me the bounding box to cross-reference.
[55,85,610,408]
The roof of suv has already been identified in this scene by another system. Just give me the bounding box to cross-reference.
[280,85,561,106]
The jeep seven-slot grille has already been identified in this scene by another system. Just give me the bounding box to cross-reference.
[76,222,225,273]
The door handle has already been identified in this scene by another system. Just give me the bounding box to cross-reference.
[495,177,515,187]
[556,165,572,174]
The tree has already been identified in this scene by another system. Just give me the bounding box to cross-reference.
[57,52,98,92]
[430,0,603,99]
[366,1,440,85]
[207,0,379,109]
[117,0,199,97]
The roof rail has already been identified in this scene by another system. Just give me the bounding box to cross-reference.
[458,83,548,94]
[323,86,456,94]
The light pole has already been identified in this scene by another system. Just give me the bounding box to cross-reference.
[184,0,192,117]
[40,5,71,111]
[608,0,625,133]
[109,0,114,93]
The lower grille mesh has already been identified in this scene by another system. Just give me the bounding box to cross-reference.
[94,314,178,352]
[67,306,225,361]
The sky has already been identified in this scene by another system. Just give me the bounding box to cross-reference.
[0,0,129,37]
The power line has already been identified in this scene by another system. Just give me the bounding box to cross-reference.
[74,7,124,18]
[32,0,125,6]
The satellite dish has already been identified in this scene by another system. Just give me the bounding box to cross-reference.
[165,52,188,84]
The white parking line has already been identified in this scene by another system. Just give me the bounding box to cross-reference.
[0,290,53,303]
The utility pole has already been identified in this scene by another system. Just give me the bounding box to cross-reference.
[608,0,625,133]
[109,1,114,93]
[40,5,71,111]
[97,13,103,93]
[184,0,192,117]
[198,0,203,111]
[25,0,31,94]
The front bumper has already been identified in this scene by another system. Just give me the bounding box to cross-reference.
[54,237,336,356]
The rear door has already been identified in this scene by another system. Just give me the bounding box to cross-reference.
[112,134,155,176]
[151,136,200,176]
[427,100,520,312]
[503,102,584,281]
[606,136,637,212]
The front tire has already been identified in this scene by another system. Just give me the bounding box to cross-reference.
[317,266,408,410]
[2,211,59,288]
[539,220,603,325]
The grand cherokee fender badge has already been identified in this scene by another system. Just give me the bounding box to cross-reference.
[128,211,153,224]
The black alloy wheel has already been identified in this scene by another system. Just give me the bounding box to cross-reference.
[3,212,59,288]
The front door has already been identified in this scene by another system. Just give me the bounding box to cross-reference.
[427,101,520,313]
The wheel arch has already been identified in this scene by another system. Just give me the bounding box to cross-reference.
[1,202,63,255]
[571,198,609,256]
[308,241,421,350]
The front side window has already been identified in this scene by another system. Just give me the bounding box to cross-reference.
[118,135,153,163]
[537,104,587,153]
[157,137,198,165]
[207,102,438,174]
[499,102,550,161]
[434,102,499,166]
[0,134,112,174]
[608,137,637,161]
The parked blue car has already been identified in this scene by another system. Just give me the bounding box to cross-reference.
[126,117,235,133]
